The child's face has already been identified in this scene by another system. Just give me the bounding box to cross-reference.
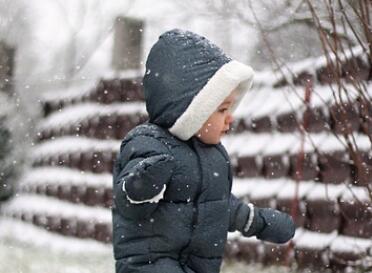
[195,90,237,144]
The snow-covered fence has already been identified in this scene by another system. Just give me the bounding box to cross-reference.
[41,77,143,117]
[1,33,371,273]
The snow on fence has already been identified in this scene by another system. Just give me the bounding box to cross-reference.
[1,45,371,272]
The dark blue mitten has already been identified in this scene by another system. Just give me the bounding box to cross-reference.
[121,154,175,203]
[245,207,296,244]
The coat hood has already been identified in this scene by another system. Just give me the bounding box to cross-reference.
[143,29,254,140]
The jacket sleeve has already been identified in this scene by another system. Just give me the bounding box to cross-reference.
[113,135,176,217]
[229,194,296,244]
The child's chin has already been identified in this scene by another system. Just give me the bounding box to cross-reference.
[210,137,221,145]
[196,134,221,145]
[201,138,220,145]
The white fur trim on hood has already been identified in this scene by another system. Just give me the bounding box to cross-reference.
[169,60,255,140]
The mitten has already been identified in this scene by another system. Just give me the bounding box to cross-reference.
[121,153,176,203]
[244,206,296,244]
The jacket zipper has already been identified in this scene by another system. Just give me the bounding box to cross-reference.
[179,138,204,263]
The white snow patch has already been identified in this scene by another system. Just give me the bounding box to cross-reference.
[261,133,299,155]
[232,177,290,199]
[222,133,272,156]
[340,186,371,202]
[306,183,347,201]
[223,132,370,158]
[101,69,143,81]
[18,167,112,188]
[31,137,120,160]
[330,234,372,254]
[231,178,259,198]
[234,75,372,124]
[38,102,146,131]
[42,81,99,103]
[0,218,111,254]
[1,194,111,223]
[274,45,365,85]
[42,71,142,104]
[248,178,289,200]
[276,181,315,200]
[294,229,337,249]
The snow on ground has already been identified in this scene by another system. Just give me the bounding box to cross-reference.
[0,238,294,273]
[0,218,294,273]
[0,238,114,273]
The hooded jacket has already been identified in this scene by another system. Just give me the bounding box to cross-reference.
[112,29,295,273]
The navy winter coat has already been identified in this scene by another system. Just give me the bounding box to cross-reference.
[112,29,295,273]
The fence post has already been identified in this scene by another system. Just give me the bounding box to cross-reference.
[111,16,144,72]
[0,41,15,95]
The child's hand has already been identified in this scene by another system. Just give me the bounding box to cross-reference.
[121,154,176,204]
[244,207,296,244]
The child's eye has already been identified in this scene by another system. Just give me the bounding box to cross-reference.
[218,108,228,113]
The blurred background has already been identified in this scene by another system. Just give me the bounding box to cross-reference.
[0,0,371,272]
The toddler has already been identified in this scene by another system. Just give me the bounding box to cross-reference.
[112,29,295,273]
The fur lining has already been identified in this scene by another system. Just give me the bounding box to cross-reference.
[168,60,254,140]
[123,182,167,204]
[244,203,255,233]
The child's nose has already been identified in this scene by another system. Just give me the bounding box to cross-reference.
[226,114,234,126]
